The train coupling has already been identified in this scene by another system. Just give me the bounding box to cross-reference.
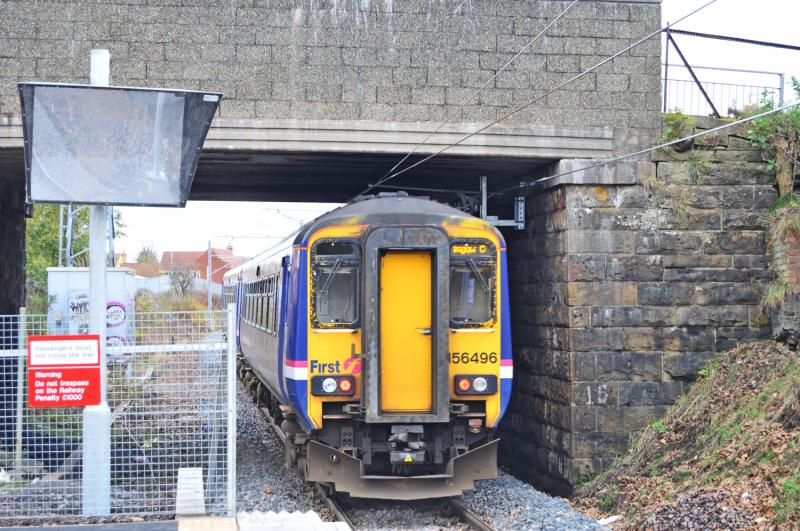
[388,424,425,464]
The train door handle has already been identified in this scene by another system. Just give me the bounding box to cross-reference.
[418,328,431,335]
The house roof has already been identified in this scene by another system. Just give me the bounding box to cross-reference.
[120,262,161,278]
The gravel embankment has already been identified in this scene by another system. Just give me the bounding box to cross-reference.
[236,383,332,518]
[460,471,602,530]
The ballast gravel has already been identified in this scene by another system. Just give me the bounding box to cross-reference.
[236,383,333,519]
[336,497,466,530]
[460,471,602,530]
[238,383,600,530]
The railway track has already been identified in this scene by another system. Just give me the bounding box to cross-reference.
[244,366,497,530]
[313,483,496,531]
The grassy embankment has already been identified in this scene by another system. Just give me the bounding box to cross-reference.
[577,341,800,528]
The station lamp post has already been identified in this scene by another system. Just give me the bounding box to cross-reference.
[18,51,221,515]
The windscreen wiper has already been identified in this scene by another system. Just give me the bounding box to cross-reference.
[319,258,342,294]
[467,259,490,293]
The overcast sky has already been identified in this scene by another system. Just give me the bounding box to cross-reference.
[115,0,800,260]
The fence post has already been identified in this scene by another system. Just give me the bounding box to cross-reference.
[226,304,237,516]
[14,307,26,471]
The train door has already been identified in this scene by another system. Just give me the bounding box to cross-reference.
[379,250,433,413]
[363,226,450,423]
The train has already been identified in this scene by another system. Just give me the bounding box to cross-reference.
[223,192,512,499]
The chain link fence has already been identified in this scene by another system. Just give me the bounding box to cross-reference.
[0,309,235,524]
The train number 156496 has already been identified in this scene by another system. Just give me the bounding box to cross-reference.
[450,352,498,364]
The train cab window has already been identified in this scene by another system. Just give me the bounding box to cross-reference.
[450,241,495,326]
[312,240,360,326]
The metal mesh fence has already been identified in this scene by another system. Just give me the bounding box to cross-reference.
[0,310,234,523]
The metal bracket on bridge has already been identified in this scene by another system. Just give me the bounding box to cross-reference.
[479,176,525,231]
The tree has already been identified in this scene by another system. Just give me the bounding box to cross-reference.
[168,265,196,297]
[25,205,88,313]
[25,204,125,313]
[136,245,159,264]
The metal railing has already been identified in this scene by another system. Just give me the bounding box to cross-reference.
[662,28,792,117]
[0,310,235,523]
[663,66,784,117]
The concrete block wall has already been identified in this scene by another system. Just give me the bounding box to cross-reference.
[501,126,775,495]
[0,0,661,128]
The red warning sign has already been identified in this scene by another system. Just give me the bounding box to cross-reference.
[28,335,101,408]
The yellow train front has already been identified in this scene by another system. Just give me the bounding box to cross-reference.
[225,193,513,500]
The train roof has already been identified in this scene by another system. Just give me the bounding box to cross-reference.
[293,193,492,245]
[225,193,499,281]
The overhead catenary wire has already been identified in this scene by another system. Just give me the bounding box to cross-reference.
[356,0,582,199]
[493,99,800,196]
[351,0,720,200]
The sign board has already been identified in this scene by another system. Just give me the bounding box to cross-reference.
[28,335,101,408]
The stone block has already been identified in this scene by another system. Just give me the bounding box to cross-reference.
[572,382,618,406]
[663,351,717,380]
[635,231,703,255]
[733,255,766,269]
[722,210,765,230]
[597,405,667,432]
[638,282,695,305]
[715,326,770,350]
[712,149,763,162]
[694,283,760,305]
[572,406,597,433]
[591,306,675,328]
[703,231,766,255]
[658,209,721,231]
[573,432,630,459]
[622,326,714,351]
[663,268,750,283]
[699,162,773,185]
[566,255,605,281]
[569,307,590,328]
[567,207,642,230]
[565,185,648,209]
[565,282,636,306]
[596,351,662,382]
[618,381,682,406]
[687,186,754,209]
[572,352,595,381]
[754,186,778,208]
[606,255,663,281]
[663,255,731,268]
[596,72,629,92]
[572,458,608,484]
[377,84,410,104]
[568,231,635,254]
[569,328,624,352]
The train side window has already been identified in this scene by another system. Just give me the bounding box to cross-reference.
[449,241,496,327]
[312,240,360,327]
[268,277,272,330]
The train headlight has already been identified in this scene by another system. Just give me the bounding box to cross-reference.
[311,375,356,396]
[321,378,338,393]
[454,375,497,395]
